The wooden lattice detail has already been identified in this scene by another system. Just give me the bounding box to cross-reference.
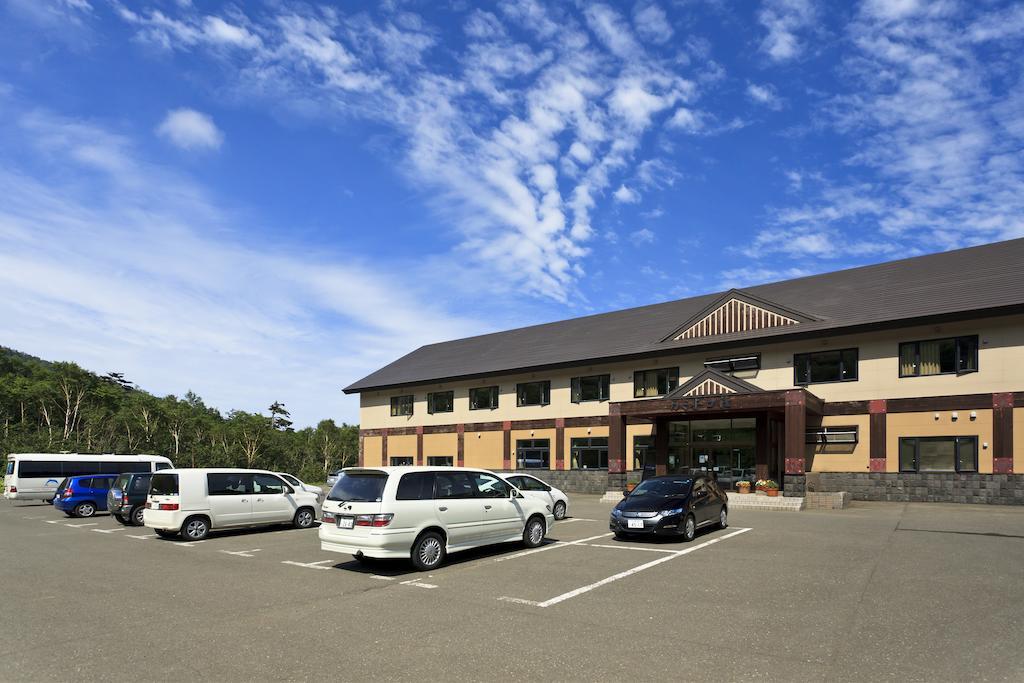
[674,298,799,340]
[683,379,736,396]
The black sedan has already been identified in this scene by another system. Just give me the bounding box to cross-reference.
[609,475,728,542]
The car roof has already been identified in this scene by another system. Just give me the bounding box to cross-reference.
[342,466,498,474]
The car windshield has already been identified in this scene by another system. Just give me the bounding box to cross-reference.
[327,471,387,502]
[114,474,130,490]
[630,479,692,497]
[150,473,179,496]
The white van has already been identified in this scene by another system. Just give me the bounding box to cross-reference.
[4,453,172,502]
[144,468,322,541]
[319,466,555,571]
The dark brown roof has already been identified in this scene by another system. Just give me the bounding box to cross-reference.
[344,238,1024,393]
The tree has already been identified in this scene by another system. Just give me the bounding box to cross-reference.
[268,401,293,432]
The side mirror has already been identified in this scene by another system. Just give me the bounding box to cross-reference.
[509,489,521,499]
[285,485,295,495]
[621,489,630,498]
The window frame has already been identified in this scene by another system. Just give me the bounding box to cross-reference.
[898,335,979,378]
[793,348,859,386]
[426,390,454,415]
[515,439,551,469]
[703,354,761,373]
[516,380,551,407]
[390,395,414,417]
[898,436,978,473]
[570,436,610,470]
[633,367,680,398]
[207,473,254,496]
[469,385,499,411]
[570,374,611,403]
[389,456,414,466]
[426,456,454,467]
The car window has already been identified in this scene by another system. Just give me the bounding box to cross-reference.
[155,462,172,471]
[280,474,301,487]
[93,477,114,490]
[208,473,254,496]
[130,475,152,494]
[327,472,387,502]
[522,477,549,492]
[396,472,435,501]
[150,473,179,496]
[253,474,287,494]
[693,479,708,495]
[630,478,692,497]
[471,472,511,498]
[433,472,476,499]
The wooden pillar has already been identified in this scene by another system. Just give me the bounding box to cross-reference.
[381,428,388,466]
[456,424,465,467]
[608,410,627,474]
[755,414,770,481]
[654,418,669,476]
[415,426,424,466]
[555,417,565,470]
[993,393,1014,473]
[358,430,365,467]
[784,390,806,475]
[869,399,887,472]
[502,421,512,470]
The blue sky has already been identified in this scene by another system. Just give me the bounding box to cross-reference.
[1,0,1022,426]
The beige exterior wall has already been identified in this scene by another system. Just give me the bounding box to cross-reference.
[363,436,383,467]
[388,434,416,462]
[807,414,871,473]
[423,433,457,462]
[464,430,503,470]
[885,410,995,474]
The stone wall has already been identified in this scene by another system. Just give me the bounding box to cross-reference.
[809,472,1024,505]
[495,469,612,495]
[783,474,806,498]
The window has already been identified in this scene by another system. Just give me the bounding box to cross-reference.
[327,471,387,502]
[516,381,550,407]
[60,461,99,477]
[571,437,609,469]
[571,374,610,403]
[427,390,454,414]
[90,477,114,490]
[390,395,413,417]
[805,426,859,444]
[207,473,253,495]
[390,456,413,466]
[433,471,476,499]
[793,349,858,385]
[155,462,172,471]
[470,386,499,410]
[149,473,178,496]
[427,456,454,466]
[253,474,286,494]
[633,435,654,471]
[516,439,550,469]
[633,367,679,398]
[396,472,435,500]
[16,460,63,479]
[129,475,151,494]
[899,336,978,377]
[899,436,978,473]
[280,474,301,487]
[704,354,761,373]
[470,472,511,498]
[515,475,550,492]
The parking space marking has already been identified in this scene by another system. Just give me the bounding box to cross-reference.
[499,527,751,608]
[45,520,61,524]
[92,527,126,534]
[281,559,334,570]
[557,518,597,523]
[127,534,156,540]
[583,543,677,554]
[368,575,396,581]
[64,522,99,528]
[493,532,613,563]
[219,549,262,558]
[400,579,437,589]
[174,540,207,548]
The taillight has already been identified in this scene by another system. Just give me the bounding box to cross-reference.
[63,489,73,497]
[354,513,394,527]
[8,486,15,493]
[322,511,336,524]
[157,503,179,511]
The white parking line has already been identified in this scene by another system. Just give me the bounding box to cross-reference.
[498,527,751,608]
[493,532,613,563]
[368,575,396,581]
[583,543,677,554]
[127,534,156,540]
[556,518,597,523]
[219,549,262,558]
[281,559,334,570]
[174,540,207,548]
[46,520,61,524]
[65,522,98,528]
[92,527,126,534]
[400,579,437,589]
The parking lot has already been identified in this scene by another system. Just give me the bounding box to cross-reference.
[3,497,1023,681]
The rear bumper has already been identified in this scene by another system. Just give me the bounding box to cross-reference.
[143,508,186,531]
[319,525,418,559]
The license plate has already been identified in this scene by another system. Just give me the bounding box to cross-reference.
[627,519,644,529]
[338,517,354,529]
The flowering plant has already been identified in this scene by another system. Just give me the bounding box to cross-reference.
[755,479,779,490]
[736,480,752,487]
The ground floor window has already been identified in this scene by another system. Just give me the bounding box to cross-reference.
[899,436,977,473]
[390,456,413,466]
[427,456,454,467]
[633,435,653,471]
[571,437,609,469]
[516,439,550,469]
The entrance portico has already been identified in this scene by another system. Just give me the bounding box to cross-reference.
[607,371,824,493]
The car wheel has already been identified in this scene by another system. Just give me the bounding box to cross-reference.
[522,516,545,548]
[132,506,146,526]
[293,507,315,529]
[113,513,130,526]
[154,529,178,539]
[552,501,567,520]
[182,516,210,541]
[681,514,696,542]
[718,506,728,530]
[411,531,445,571]
[73,502,96,518]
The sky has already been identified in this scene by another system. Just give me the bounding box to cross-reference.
[1,0,1022,427]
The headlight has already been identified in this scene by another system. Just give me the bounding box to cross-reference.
[610,508,621,517]
[662,507,684,517]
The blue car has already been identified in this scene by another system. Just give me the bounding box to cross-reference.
[53,475,119,518]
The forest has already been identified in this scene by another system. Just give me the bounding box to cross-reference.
[0,347,358,483]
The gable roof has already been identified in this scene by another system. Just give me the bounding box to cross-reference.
[665,368,762,398]
[345,238,1024,393]
[663,289,817,342]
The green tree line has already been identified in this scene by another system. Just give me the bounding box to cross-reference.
[0,347,358,483]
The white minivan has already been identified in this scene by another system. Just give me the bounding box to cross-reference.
[319,466,555,571]
[4,453,172,502]
[144,468,322,541]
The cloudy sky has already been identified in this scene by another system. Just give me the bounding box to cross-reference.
[1,0,1022,426]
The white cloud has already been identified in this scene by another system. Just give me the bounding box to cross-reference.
[156,108,224,151]
[746,83,782,109]
[613,184,640,203]
[667,107,703,133]
[633,2,673,44]
[629,228,655,245]
[758,0,816,62]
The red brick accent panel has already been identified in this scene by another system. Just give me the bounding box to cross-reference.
[608,413,626,474]
[783,390,806,474]
[869,399,887,472]
[555,417,565,470]
[456,424,465,467]
[993,393,1014,474]
[502,421,512,469]
[381,428,388,465]
[415,426,423,466]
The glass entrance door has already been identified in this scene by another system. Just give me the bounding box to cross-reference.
[666,417,757,489]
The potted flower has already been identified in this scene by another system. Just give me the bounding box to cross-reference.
[763,479,780,497]
[736,480,752,494]
[754,479,768,495]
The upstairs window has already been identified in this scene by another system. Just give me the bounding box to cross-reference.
[426,391,454,414]
[899,336,978,377]
[794,349,858,385]
[704,354,761,373]
[516,381,550,407]
[571,374,610,403]
[634,367,679,398]
[469,386,499,411]
[390,395,414,417]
